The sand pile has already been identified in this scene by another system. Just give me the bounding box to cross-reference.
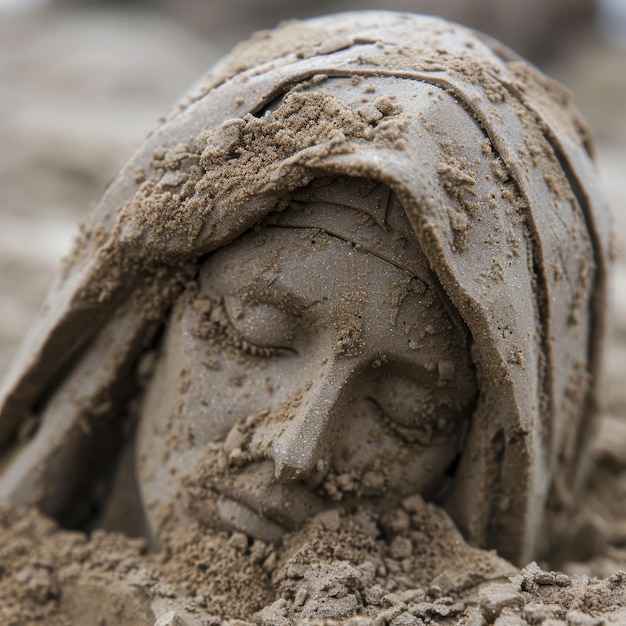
[4,469,626,625]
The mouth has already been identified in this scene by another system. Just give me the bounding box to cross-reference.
[216,496,288,543]
[212,460,328,542]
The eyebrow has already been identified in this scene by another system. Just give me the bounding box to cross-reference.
[236,278,317,317]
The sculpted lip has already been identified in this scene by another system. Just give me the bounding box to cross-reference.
[216,496,288,544]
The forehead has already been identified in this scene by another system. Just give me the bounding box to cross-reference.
[200,227,433,306]
[193,225,472,395]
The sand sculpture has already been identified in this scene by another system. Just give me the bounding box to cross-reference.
[0,11,615,625]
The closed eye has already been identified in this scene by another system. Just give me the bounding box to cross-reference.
[365,397,433,446]
[221,297,298,358]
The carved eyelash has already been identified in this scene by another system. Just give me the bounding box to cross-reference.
[228,330,283,359]
[366,397,434,446]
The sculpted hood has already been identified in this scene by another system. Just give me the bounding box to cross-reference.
[0,11,611,565]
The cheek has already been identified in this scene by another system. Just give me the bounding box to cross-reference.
[382,443,457,499]
[330,402,458,497]
[171,348,317,463]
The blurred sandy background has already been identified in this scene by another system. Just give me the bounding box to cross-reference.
[0,0,624,423]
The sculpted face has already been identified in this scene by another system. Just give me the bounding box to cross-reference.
[136,219,477,544]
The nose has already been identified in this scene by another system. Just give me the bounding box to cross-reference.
[271,358,355,483]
